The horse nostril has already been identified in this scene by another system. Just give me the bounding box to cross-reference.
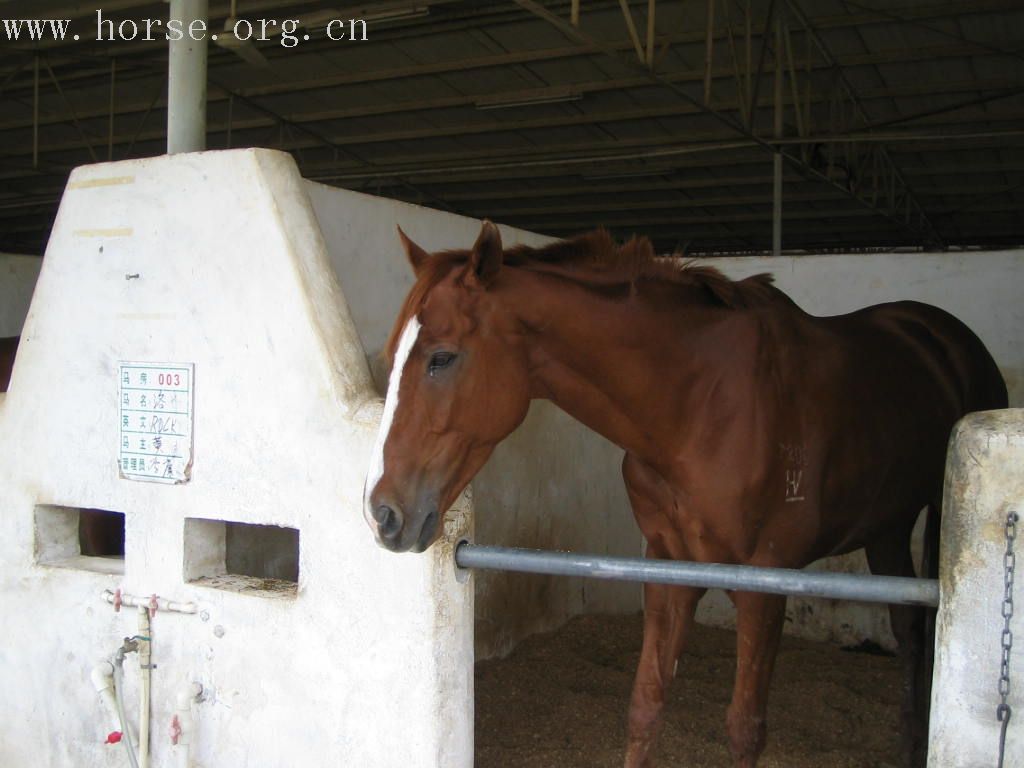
[375,504,404,538]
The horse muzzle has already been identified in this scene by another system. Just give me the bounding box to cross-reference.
[367,496,441,553]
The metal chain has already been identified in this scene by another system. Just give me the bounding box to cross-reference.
[997,510,1018,768]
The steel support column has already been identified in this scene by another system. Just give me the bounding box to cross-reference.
[773,7,783,256]
[32,55,39,169]
[167,0,209,154]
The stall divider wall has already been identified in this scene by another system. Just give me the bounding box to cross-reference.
[0,149,477,768]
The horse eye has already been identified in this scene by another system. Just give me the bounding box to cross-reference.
[428,351,457,376]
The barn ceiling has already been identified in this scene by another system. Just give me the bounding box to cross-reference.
[1,0,1022,255]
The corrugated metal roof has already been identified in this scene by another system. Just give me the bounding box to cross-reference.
[0,0,1021,254]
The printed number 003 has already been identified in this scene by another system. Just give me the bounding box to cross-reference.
[157,372,181,387]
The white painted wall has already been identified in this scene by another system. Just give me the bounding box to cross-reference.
[0,252,41,336]
[306,183,638,658]
[0,150,473,768]
[929,409,1024,766]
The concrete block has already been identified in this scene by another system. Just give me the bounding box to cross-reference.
[929,409,1024,767]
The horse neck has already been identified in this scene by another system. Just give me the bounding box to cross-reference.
[496,267,737,464]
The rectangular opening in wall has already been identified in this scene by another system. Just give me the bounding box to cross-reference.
[34,505,125,575]
[184,518,298,598]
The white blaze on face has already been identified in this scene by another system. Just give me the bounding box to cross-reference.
[364,316,422,524]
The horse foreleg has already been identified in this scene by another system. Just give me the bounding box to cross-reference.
[621,453,704,767]
[726,591,786,768]
[624,580,704,768]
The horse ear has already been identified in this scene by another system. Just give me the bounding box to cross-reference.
[470,220,503,286]
[397,225,431,275]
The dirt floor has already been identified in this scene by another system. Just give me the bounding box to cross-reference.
[476,613,904,768]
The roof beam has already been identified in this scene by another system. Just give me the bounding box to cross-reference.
[838,0,1024,64]
[3,115,1023,188]
[506,205,885,229]
[424,175,1024,203]
[3,49,1019,139]
[315,126,1024,179]
[510,0,946,247]
[5,177,1016,220]
[5,4,1017,98]
[785,0,942,246]
[500,201,1024,233]
[469,189,850,219]
[467,186,1024,220]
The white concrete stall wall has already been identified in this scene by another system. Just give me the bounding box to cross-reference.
[0,253,41,336]
[699,252,1024,648]
[305,183,638,658]
[0,149,473,768]
[928,409,1024,767]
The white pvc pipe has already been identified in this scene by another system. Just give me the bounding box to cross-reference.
[90,661,120,734]
[112,659,141,768]
[167,0,209,154]
[174,682,203,768]
[102,590,197,614]
[138,607,152,768]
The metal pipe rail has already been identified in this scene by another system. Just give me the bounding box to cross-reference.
[454,543,940,607]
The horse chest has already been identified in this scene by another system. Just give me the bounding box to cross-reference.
[655,443,824,564]
[660,491,756,564]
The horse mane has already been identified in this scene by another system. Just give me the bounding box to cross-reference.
[386,229,777,359]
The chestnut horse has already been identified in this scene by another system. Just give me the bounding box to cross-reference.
[363,223,1007,767]
[2,335,124,558]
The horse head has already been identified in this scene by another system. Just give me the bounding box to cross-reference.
[363,221,531,552]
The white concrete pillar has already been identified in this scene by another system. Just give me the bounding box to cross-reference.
[167,0,208,154]
[929,409,1024,766]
